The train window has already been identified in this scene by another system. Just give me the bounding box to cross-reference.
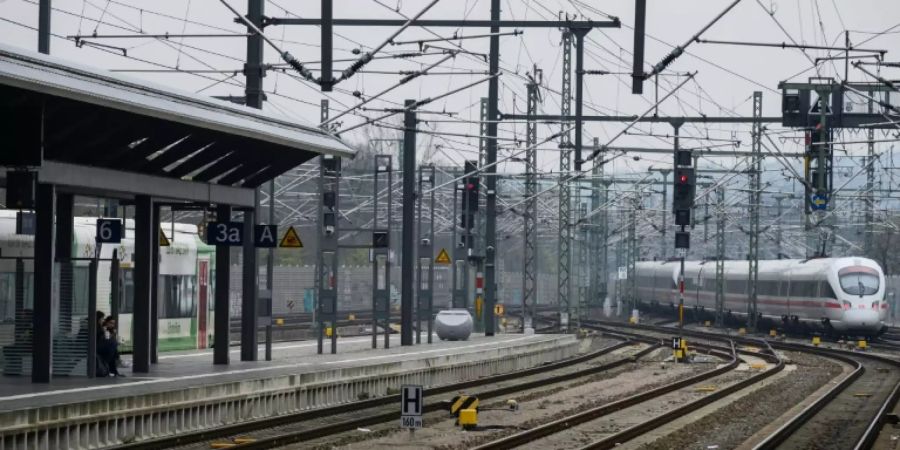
[839,272,879,296]
[728,280,747,295]
[821,282,837,299]
[790,281,816,297]
[158,275,196,318]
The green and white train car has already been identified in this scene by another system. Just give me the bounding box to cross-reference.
[0,210,216,353]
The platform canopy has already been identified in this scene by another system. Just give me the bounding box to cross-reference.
[0,43,355,206]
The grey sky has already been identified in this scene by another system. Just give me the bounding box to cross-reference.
[2,0,899,178]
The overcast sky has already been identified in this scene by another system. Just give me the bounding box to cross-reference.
[2,0,899,179]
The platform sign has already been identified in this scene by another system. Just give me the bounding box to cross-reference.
[400,385,424,429]
[96,219,123,243]
[254,225,278,248]
[618,266,627,280]
[206,221,243,246]
[434,248,451,265]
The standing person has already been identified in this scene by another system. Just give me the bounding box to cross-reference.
[94,311,110,377]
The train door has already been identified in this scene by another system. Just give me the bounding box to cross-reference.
[197,259,209,349]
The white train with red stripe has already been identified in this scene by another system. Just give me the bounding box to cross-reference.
[635,257,886,336]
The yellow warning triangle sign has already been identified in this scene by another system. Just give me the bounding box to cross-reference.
[434,248,451,264]
[159,229,170,247]
[279,226,303,248]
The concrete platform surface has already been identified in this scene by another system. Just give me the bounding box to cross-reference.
[0,332,572,412]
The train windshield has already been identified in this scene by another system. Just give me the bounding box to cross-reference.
[839,272,879,296]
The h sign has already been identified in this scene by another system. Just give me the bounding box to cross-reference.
[206,221,243,246]
[400,384,424,429]
[96,219,123,243]
[672,337,681,349]
[254,225,278,248]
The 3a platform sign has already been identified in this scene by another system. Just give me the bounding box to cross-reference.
[400,385,423,429]
[206,221,243,246]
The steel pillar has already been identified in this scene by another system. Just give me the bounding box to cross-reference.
[864,92,875,255]
[627,197,638,314]
[715,188,726,327]
[558,30,573,331]
[416,165,435,343]
[244,0,265,108]
[150,203,160,364]
[401,99,417,346]
[476,98,488,333]
[32,183,55,382]
[214,205,231,364]
[658,170,670,260]
[132,194,152,373]
[483,0,501,337]
[38,0,51,54]
[522,78,539,330]
[241,209,258,361]
[451,178,469,310]
[747,91,762,331]
[55,194,73,335]
[372,155,392,348]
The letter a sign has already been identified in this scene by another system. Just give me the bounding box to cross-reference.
[400,385,423,429]
[254,225,278,248]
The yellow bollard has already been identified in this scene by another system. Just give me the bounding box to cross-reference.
[738,327,746,335]
[704,320,711,327]
[769,329,777,337]
[812,336,821,346]
[858,340,868,350]
[325,327,333,337]
[458,409,478,430]
[275,318,284,326]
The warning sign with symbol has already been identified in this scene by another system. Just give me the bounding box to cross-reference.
[159,229,171,247]
[279,226,303,248]
[494,304,504,316]
[434,248,451,265]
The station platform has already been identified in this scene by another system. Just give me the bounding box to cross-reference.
[0,332,577,449]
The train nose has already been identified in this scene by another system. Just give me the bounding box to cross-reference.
[841,308,882,331]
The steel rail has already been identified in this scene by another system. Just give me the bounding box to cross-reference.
[227,339,661,450]
[115,335,634,450]
[588,319,900,450]
[473,337,747,450]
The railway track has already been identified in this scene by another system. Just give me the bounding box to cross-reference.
[588,319,900,450]
[472,327,778,450]
[115,333,652,450]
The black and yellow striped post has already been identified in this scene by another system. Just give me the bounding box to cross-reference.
[449,395,480,420]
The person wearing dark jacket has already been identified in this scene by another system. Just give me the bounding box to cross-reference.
[98,316,123,377]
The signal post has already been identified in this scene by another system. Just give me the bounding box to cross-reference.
[672,123,695,361]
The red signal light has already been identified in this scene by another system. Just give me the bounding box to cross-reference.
[679,174,688,183]
[467,183,475,190]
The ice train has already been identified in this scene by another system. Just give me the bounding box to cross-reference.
[634,257,886,336]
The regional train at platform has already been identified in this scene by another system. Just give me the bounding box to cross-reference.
[634,257,887,336]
